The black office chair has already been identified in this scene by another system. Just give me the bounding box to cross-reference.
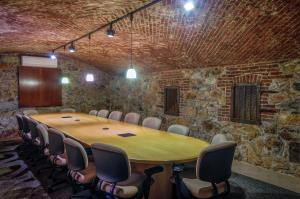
[174,142,237,199]
[90,143,163,199]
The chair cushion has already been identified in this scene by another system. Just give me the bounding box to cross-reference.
[70,162,96,184]
[182,178,226,198]
[100,172,145,198]
[50,153,67,166]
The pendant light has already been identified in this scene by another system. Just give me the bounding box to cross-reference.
[126,14,137,79]
[86,34,94,82]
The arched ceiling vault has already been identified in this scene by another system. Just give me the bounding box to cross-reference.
[0,0,299,73]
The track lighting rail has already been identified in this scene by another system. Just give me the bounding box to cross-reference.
[52,0,162,52]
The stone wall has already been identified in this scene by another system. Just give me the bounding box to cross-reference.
[0,54,111,136]
[108,59,300,178]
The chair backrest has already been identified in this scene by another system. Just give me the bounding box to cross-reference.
[108,111,123,121]
[91,143,130,183]
[27,118,39,139]
[64,138,88,171]
[60,108,76,113]
[23,109,38,116]
[142,117,162,130]
[97,109,109,118]
[211,134,228,145]
[167,124,190,136]
[196,142,236,184]
[48,128,66,156]
[21,115,30,134]
[124,112,141,125]
[89,110,98,116]
[16,114,24,132]
[36,124,49,147]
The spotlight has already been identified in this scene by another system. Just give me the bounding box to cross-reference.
[50,51,56,59]
[68,43,75,53]
[107,23,115,38]
[184,1,195,11]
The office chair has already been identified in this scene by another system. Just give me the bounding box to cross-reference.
[108,111,123,121]
[211,134,228,145]
[142,117,162,130]
[90,143,164,199]
[64,138,96,193]
[89,110,98,116]
[124,112,141,125]
[168,124,190,136]
[173,142,237,199]
[47,128,68,192]
[23,109,38,116]
[97,109,109,118]
[61,108,76,113]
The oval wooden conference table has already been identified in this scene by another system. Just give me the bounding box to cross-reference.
[31,113,209,199]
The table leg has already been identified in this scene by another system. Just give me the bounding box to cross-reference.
[131,163,173,199]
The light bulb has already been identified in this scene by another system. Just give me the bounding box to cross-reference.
[86,74,94,82]
[184,2,195,11]
[61,77,70,84]
[126,68,137,79]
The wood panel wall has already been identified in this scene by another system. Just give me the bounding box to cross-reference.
[18,66,62,107]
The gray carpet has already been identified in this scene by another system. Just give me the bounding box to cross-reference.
[0,138,299,199]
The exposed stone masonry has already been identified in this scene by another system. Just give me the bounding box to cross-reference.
[0,53,299,179]
[108,59,300,178]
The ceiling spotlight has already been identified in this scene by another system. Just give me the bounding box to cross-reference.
[50,51,56,59]
[184,1,195,11]
[107,23,115,38]
[68,43,75,53]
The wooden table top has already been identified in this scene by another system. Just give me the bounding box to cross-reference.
[31,113,209,164]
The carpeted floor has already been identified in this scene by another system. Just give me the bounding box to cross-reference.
[0,138,299,199]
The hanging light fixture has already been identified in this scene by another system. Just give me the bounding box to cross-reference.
[50,50,57,59]
[184,1,195,11]
[61,77,70,84]
[68,42,76,53]
[107,23,115,38]
[126,14,137,79]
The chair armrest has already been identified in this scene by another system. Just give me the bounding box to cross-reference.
[144,165,164,176]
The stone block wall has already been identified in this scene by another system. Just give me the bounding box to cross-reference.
[0,53,111,136]
[108,59,300,178]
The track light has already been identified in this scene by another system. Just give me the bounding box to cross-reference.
[50,51,56,59]
[68,43,75,53]
[184,1,195,11]
[107,23,115,38]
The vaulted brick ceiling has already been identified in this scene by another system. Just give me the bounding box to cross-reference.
[0,0,299,73]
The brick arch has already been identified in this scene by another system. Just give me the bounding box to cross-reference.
[233,74,263,84]
[217,63,288,122]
